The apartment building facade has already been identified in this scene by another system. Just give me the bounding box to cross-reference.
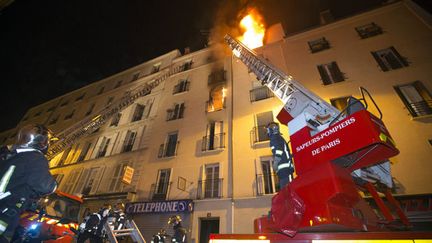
[0,0,431,241]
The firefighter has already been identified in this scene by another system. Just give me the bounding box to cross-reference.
[109,202,126,231]
[168,215,187,243]
[0,124,58,242]
[151,228,167,243]
[77,205,111,243]
[266,122,294,189]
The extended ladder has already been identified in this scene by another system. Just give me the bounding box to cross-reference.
[225,34,342,128]
[46,63,188,160]
[104,219,146,243]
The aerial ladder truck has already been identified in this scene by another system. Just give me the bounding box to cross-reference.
[210,35,432,242]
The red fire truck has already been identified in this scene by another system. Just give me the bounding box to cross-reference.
[15,190,82,242]
[211,35,432,242]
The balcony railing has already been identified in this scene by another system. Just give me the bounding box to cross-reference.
[256,173,280,196]
[251,125,269,144]
[250,86,274,102]
[197,178,223,199]
[205,99,225,113]
[158,142,179,158]
[173,81,190,94]
[202,133,225,152]
[149,181,172,201]
[407,100,432,118]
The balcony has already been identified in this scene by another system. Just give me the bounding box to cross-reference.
[407,100,432,118]
[158,142,179,158]
[251,125,269,144]
[250,86,274,102]
[256,173,280,196]
[149,181,172,201]
[197,178,223,199]
[202,133,225,152]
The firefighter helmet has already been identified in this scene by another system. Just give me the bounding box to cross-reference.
[168,215,182,225]
[15,124,54,154]
[266,122,280,136]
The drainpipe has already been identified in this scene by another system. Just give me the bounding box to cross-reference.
[228,54,235,233]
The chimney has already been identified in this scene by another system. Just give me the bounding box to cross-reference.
[320,10,334,25]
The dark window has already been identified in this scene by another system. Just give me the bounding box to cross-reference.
[371,47,408,72]
[208,69,226,85]
[308,37,330,53]
[85,104,95,116]
[151,169,171,200]
[182,61,193,71]
[60,101,69,107]
[77,143,92,162]
[110,113,121,127]
[97,138,111,158]
[48,115,59,125]
[158,132,178,158]
[356,22,383,39]
[394,81,432,118]
[97,87,105,95]
[114,80,122,88]
[131,73,140,82]
[34,111,42,117]
[75,93,85,101]
[317,61,345,85]
[47,106,56,112]
[173,79,190,94]
[202,121,225,151]
[132,104,145,122]
[64,110,75,120]
[166,103,185,121]
[122,131,137,152]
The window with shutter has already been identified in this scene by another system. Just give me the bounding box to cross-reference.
[317,62,345,85]
[394,81,432,118]
[371,47,408,72]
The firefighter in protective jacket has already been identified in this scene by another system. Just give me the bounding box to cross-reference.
[0,124,58,242]
[266,122,294,189]
[168,215,187,243]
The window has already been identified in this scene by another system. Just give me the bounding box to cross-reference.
[122,130,137,152]
[75,93,85,101]
[132,104,145,122]
[394,81,432,118]
[48,115,59,125]
[166,103,185,121]
[64,110,75,120]
[131,73,140,82]
[173,79,190,94]
[114,80,122,88]
[109,162,128,192]
[206,85,226,112]
[62,169,82,194]
[317,61,345,85]
[57,147,71,167]
[47,106,56,112]
[208,69,226,85]
[85,103,95,116]
[182,60,193,71]
[77,143,92,162]
[371,47,408,72]
[250,78,273,102]
[110,113,121,127]
[308,37,330,53]
[355,22,383,39]
[76,167,105,195]
[202,121,224,151]
[34,110,42,117]
[97,87,105,95]
[257,158,278,195]
[203,164,221,198]
[158,132,178,158]
[152,169,171,200]
[253,111,273,143]
[60,101,69,107]
[96,137,111,158]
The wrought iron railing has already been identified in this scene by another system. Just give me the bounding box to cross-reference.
[408,100,432,117]
[158,141,179,158]
[202,133,225,151]
[256,173,279,196]
[251,125,269,144]
[197,178,223,199]
[149,181,172,201]
[250,86,274,102]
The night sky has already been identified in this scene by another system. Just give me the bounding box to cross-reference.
[2,0,429,132]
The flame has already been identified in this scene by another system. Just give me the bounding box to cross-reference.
[238,9,265,49]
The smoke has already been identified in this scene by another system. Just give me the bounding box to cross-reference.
[208,0,263,61]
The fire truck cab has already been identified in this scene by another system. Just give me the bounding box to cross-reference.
[15,190,82,242]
